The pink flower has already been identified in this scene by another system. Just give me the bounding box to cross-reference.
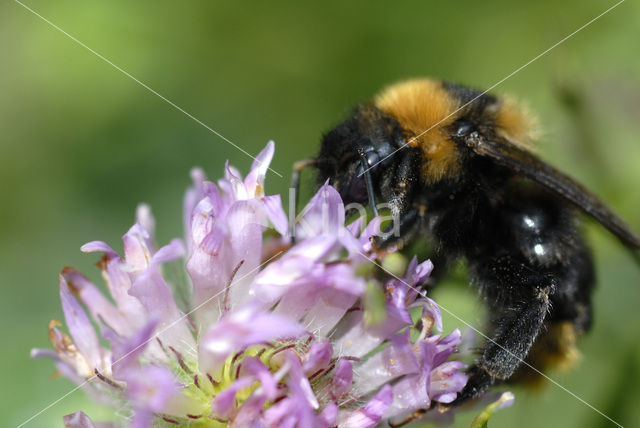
[33,141,468,427]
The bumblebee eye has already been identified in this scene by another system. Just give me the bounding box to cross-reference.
[455,120,474,137]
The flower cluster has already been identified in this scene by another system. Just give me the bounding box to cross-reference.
[33,142,468,427]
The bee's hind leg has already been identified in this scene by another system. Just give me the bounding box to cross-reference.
[453,254,556,405]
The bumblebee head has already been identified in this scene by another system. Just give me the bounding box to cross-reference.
[316,105,406,204]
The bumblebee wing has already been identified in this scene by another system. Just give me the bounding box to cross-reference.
[467,134,640,249]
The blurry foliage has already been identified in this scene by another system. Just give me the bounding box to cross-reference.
[2,1,639,427]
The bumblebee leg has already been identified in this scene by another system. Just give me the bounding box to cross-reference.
[512,244,594,384]
[358,151,379,217]
[373,150,422,250]
[455,255,555,404]
[374,207,419,249]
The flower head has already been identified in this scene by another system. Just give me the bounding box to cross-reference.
[33,141,468,427]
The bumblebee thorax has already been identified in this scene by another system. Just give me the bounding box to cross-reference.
[374,78,461,183]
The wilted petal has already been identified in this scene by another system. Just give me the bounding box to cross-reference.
[32,347,90,392]
[413,297,443,333]
[59,276,106,375]
[97,254,146,329]
[61,267,131,337]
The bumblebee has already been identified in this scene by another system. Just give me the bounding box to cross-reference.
[307,79,640,407]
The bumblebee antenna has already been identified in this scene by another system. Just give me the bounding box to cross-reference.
[290,159,317,243]
[358,152,379,217]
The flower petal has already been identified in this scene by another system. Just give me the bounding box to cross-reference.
[295,183,345,240]
[199,305,305,378]
[59,275,106,376]
[303,341,333,375]
[122,223,153,273]
[240,356,278,400]
[135,204,156,246]
[63,411,114,428]
[128,269,194,354]
[354,330,419,395]
[123,365,181,413]
[338,384,393,428]
[286,351,318,409]
[61,267,131,337]
[384,371,431,419]
[430,361,468,403]
[107,319,159,378]
[331,359,353,399]
[80,241,118,256]
[150,238,185,266]
[244,140,275,198]
[262,194,288,236]
[211,377,254,418]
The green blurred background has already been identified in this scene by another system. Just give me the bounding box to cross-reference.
[2,1,639,427]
